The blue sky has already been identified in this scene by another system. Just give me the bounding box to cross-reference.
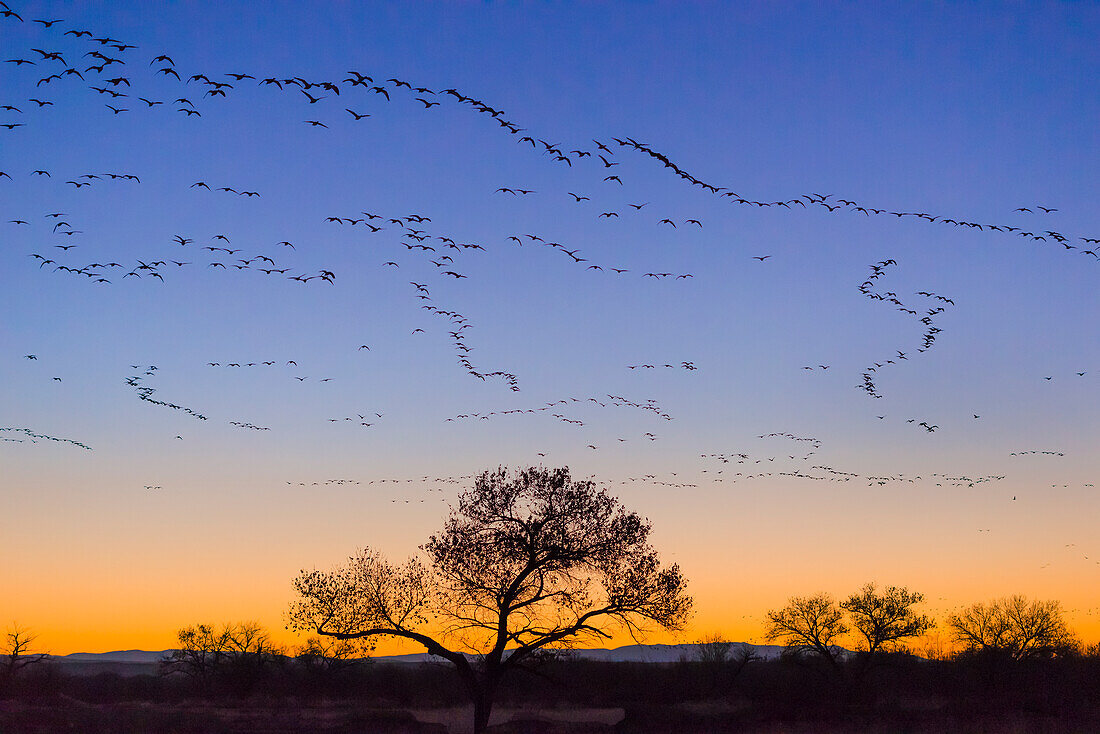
[1,1,1098,651]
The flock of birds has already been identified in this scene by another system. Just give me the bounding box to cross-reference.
[0,426,91,450]
[854,259,954,419]
[3,4,1096,595]
[699,432,1007,488]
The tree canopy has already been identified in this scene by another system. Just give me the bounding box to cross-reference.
[764,592,848,667]
[160,621,287,697]
[288,466,691,732]
[948,596,1078,661]
[765,583,932,675]
[842,583,933,657]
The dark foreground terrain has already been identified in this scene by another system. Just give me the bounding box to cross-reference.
[5,699,1100,734]
[3,653,1100,733]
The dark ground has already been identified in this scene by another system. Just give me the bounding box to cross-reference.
[3,653,1100,733]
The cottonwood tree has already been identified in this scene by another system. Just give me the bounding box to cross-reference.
[288,466,692,734]
[841,583,933,672]
[948,596,1077,661]
[764,592,848,669]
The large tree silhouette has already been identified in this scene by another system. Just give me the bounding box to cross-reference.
[841,583,932,673]
[288,466,692,733]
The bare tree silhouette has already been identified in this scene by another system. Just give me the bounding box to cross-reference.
[692,633,736,666]
[161,621,285,696]
[841,583,932,674]
[160,623,230,695]
[294,635,369,674]
[688,632,759,694]
[764,592,848,669]
[948,596,1078,661]
[288,466,692,734]
[1,625,47,693]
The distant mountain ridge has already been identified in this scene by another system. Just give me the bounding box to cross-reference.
[60,649,175,663]
[370,642,789,665]
[48,642,790,675]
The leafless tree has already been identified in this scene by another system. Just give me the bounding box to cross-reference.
[689,632,759,693]
[288,466,692,734]
[841,583,933,672]
[161,621,285,696]
[223,620,286,690]
[295,635,369,673]
[1,625,48,690]
[222,621,284,662]
[764,592,848,668]
[948,596,1078,661]
[692,633,735,665]
[160,623,230,695]
[948,600,1003,652]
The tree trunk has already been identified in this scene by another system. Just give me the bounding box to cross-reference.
[472,686,494,734]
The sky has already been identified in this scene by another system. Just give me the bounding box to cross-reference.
[2,1,1098,655]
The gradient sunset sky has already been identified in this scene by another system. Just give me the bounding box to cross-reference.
[2,1,1098,655]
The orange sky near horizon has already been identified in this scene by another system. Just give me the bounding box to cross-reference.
[7,473,1098,656]
[12,579,1099,658]
[5,449,1100,656]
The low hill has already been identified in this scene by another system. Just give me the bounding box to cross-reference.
[47,642,790,676]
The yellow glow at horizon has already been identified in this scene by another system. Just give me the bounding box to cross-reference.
[5,469,1098,655]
